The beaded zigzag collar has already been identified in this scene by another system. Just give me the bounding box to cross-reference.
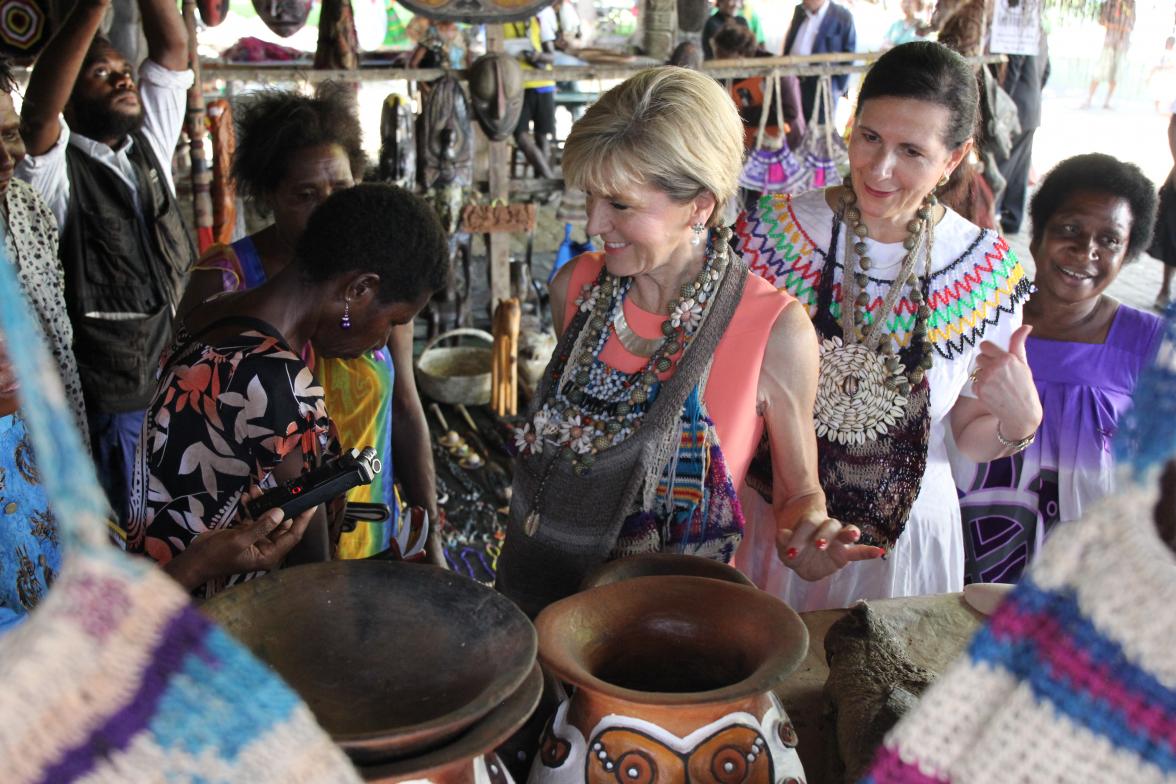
[735,192,1032,360]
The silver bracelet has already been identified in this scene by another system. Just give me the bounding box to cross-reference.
[996,423,1035,453]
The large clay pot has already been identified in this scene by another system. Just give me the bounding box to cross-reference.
[531,576,808,783]
[201,561,537,765]
[581,553,754,590]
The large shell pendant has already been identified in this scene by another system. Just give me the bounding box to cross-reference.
[813,338,908,445]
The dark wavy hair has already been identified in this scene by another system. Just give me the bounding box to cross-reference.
[231,83,366,209]
[711,22,758,58]
[0,58,16,94]
[1030,153,1157,260]
[296,184,449,304]
[856,40,978,149]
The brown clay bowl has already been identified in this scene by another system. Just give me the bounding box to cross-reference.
[581,552,755,590]
[200,560,537,764]
[536,575,808,706]
[359,662,544,782]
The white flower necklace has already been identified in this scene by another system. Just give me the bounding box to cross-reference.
[518,230,730,472]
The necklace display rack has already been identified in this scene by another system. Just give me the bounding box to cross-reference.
[427,401,517,585]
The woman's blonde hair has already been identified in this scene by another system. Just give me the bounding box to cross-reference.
[562,67,744,227]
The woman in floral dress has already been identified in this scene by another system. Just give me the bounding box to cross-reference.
[126,185,449,597]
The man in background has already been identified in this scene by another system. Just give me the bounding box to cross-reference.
[783,0,857,120]
[17,0,196,525]
[703,0,750,60]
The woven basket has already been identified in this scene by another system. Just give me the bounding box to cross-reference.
[415,328,494,405]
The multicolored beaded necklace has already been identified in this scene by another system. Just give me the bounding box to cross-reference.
[516,229,731,533]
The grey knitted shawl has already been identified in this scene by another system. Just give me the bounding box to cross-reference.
[496,254,749,618]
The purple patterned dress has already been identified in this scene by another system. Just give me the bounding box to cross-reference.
[951,304,1164,584]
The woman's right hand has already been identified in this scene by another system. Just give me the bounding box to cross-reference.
[776,509,884,582]
[163,487,319,591]
[758,303,884,582]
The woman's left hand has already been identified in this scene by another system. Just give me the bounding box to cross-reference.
[970,324,1042,440]
[776,509,885,581]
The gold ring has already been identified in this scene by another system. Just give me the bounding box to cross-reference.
[969,369,980,384]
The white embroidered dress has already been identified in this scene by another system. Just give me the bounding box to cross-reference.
[733,189,1029,610]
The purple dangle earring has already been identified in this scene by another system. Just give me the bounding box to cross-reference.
[340,297,352,330]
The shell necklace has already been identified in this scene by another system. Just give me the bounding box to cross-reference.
[518,229,731,535]
[813,183,936,445]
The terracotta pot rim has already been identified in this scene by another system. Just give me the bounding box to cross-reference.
[580,553,756,591]
[536,575,808,707]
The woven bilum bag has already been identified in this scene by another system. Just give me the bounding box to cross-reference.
[738,69,808,197]
[795,74,849,190]
[0,242,360,783]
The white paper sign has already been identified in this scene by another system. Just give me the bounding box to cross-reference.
[990,0,1042,56]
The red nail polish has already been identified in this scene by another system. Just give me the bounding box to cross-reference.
[878,547,887,558]
[786,547,798,560]
[815,538,828,550]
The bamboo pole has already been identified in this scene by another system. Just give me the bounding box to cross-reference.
[197,53,1007,85]
[182,0,213,251]
[485,23,513,313]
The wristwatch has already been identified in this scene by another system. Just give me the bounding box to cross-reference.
[996,423,1035,453]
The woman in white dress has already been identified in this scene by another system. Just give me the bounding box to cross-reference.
[733,42,1043,610]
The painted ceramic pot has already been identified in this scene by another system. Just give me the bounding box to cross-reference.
[530,576,809,784]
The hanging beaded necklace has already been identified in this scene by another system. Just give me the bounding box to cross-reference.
[812,182,937,445]
[516,229,731,534]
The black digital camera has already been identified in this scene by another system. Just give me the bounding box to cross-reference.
[244,447,382,521]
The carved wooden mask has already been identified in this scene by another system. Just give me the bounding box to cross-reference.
[397,0,556,25]
[252,0,313,37]
[198,0,230,27]
[467,52,524,142]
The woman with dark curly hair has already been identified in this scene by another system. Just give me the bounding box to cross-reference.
[951,153,1163,585]
[178,86,443,564]
[129,185,448,598]
[179,85,365,313]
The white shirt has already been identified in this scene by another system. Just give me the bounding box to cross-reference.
[536,6,559,44]
[15,60,194,235]
[789,0,831,56]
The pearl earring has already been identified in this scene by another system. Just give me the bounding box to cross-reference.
[340,297,351,330]
[690,223,705,246]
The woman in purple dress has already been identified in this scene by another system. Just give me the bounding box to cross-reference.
[951,153,1163,584]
